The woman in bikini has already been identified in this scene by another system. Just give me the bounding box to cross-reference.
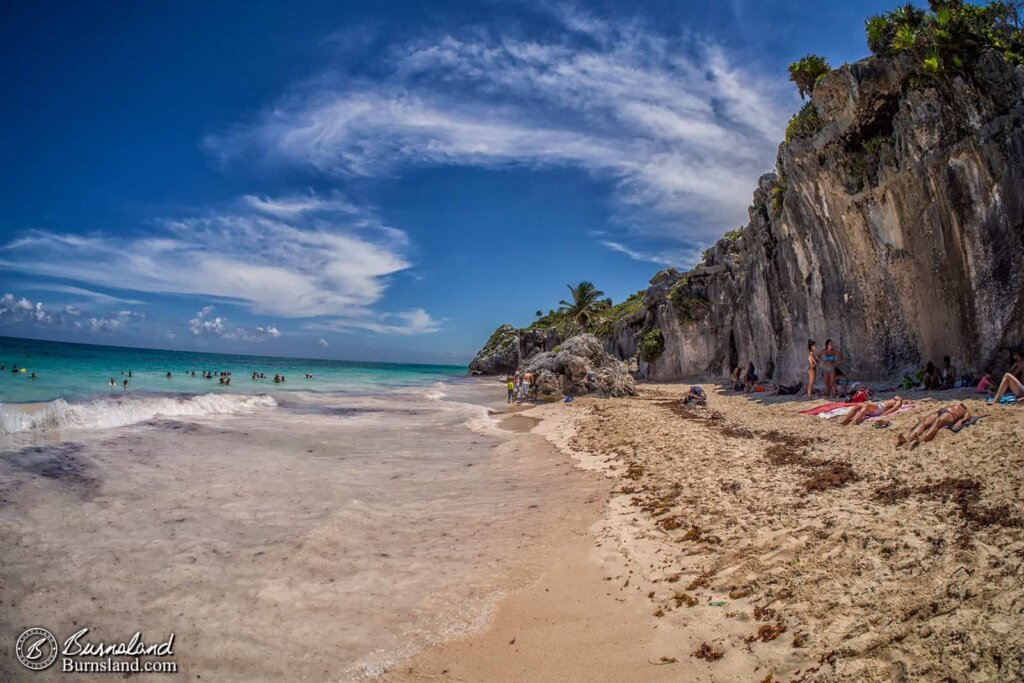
[839,395,903,425]
[895,403,972,448]
[991,350,1024,404]
[818,339,844,399]
[806,340,817,400]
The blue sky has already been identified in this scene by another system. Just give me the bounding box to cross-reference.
[0,0,911,364]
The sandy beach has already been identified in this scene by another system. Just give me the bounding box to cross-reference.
[396,383,1024,681]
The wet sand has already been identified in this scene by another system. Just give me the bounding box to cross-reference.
[396,383,1024,681]
[0,388,605,681]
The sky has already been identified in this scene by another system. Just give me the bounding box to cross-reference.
[0,0,913,364]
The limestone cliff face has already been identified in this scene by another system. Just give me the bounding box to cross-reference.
[643,52,1024,382]
[470,52,1024,381]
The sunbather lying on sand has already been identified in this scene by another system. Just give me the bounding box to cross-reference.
[895,403,971,448]
[839,395,903,425]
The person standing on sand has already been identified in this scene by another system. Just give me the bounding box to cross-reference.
[895,403,972,447]
[807,340,818,400]
[818,340,843,398]
[506,377,515,404]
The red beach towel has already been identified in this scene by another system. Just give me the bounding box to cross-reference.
[800,402,858,416]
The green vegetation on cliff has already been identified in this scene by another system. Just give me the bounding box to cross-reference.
[479,323,518,356]
[784,102,824,145]
[788,54,832,99]
[592,291,646,337]
[865,1,1024,69]
[639,327,665,362]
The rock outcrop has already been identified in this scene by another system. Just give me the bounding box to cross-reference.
[522,334,637,399]
[468,324,520,376]
[470,51,1024,383]
[638,52,1024,382]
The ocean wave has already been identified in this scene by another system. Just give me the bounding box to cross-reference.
[0,393,278,435]
[422,382,448,401]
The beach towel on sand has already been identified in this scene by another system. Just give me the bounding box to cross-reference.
[950,415,986,433]
[800,402,857,416]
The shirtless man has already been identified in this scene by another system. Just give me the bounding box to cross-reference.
[895,403,972,448]
[839,395,903,425]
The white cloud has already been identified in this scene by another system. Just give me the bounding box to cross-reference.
[242,193,358,219]
[0,195,421,323]
[600,240,702,267]
[26,284,147,306]
[189,305,283,342]
[206,13,791,243]
[318,337,329,347]
[0,293,52,324]
[305,309,441,336]
[63,304,82,316]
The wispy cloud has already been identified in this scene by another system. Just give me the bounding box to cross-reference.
[207,9,791,246]
[304,309,441,336]
[0,195,435,332]
[24,283,147,306]
[600,240,702,267]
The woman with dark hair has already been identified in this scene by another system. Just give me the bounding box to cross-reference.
[744,362,758,393]
[818,339,843,398]
[922,361,939,390]
[807,340,818,400]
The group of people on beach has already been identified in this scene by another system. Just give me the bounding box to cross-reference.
[507,371,534,404]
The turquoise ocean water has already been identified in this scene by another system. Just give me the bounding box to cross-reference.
[0,336,465,404]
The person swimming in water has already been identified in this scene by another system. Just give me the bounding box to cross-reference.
[895,403,972,448]
[839,395,903,425]
[122,379,129,389]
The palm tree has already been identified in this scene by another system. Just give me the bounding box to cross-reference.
[558,282,606,331]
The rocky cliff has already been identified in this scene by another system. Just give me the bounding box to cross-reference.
[471,50,1024,382]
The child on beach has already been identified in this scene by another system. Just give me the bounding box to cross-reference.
[507,378,515,404]
[977,369,992,394]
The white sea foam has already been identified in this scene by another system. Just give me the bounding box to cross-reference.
[0,393,278,435]
[422,382,448,401]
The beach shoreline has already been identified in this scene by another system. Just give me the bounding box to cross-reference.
[393,381,1024,681]
[0,381,607,681]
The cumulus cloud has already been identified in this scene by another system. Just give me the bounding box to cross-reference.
[189,305,283,342]
[206,10,791,246]
[0,293,51,324]
[318,337,329,347]
[0,195,427,327]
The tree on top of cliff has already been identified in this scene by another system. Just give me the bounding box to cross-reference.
[865,1,1024,68]
[558,282,607,331]
[788,54,832,99]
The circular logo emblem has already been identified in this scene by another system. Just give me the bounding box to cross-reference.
[16,627,58,671]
